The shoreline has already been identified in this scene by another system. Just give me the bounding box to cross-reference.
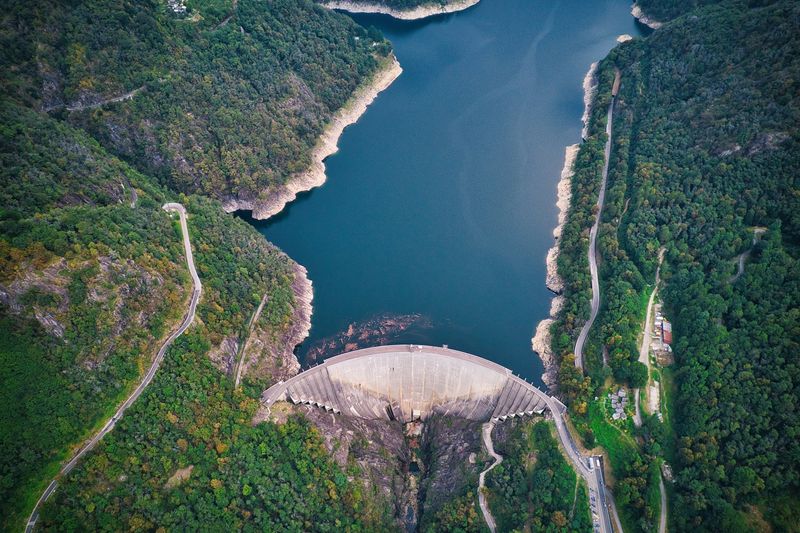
[581,62,598,140]
[285,262,314,374]
[318,0,480,20]
[532,145,578,388]
[532,61,599,389]
[222,54,403,220]
[631,3,662,29]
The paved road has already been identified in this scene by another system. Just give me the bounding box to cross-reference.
[575,74,619,370]
[478,422,502,532]
[545,396,615,533]
[25,203,202,532]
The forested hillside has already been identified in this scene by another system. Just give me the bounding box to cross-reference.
[634,0,721,21]
[0,96,318,529]
[551,0,800,530]
[0,0,397,529]
[486,421,593,532]
[1,0,388,209]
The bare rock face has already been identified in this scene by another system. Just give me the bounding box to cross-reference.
[631,4,663,29]
[266,404,488,531]
[418,415,485,521]
[207,336,239,374]
[746,131,790,156]
[532,318,558,389]
[236,263,309,384]
[286,404,409,518]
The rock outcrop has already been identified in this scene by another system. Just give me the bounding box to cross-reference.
[303,313,432,364]
[631,3,663,29]
[236,262,311,384]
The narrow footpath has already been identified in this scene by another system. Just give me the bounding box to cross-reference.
[575,70,620,370]
[25,203,202,532]
[478,422,502,532]
[44,87,144,113]
[233,293,269,388]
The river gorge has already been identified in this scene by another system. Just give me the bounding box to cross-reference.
[244,0,646,385]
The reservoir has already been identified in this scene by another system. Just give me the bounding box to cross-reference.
[245,0,644,384]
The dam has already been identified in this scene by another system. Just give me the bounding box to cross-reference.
[261,345,552,423]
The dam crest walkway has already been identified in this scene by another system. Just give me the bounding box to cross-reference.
[262,345,550,423]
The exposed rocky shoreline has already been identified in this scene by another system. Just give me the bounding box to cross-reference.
[261,262,313,381]
[319,0,479,20]
[631,3,663,29]
[532,145,577,388]
[532,62,598,389]
[222,55,403,220]
[303,313,432,365]
[581,62,598,140]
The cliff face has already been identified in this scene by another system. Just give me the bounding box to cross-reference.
[266,404,488,530]
[418,415,484,521]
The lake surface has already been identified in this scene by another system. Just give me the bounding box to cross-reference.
[245,0,644,384]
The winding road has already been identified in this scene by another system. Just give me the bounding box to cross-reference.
[575,70,620,371]
[25,203,202,532]
[478,422,502,532]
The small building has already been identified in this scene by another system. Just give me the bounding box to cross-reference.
[662,321,673,345]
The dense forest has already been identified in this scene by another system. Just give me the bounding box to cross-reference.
[1,0,389,207]
[635,0,721,21]
[0,95,313,529]
[0,0,396,529]
[38,333,393,531]
[551,0,800,530]
[486,420,593,532]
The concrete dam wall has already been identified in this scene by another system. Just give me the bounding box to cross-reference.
[262,345,552,422]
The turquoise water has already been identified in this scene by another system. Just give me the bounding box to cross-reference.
[245,0,644,384]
